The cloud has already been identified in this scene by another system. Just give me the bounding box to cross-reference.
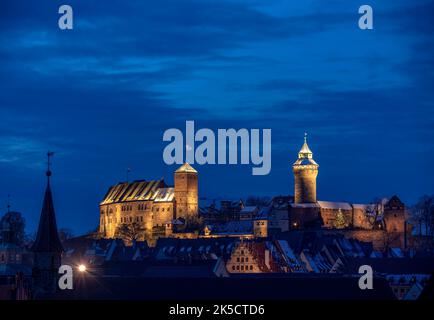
[0,0,433,233]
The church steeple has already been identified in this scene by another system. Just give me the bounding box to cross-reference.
[31,152,63,297]
[32,152,63,253]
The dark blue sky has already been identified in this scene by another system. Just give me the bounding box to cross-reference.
[0,0,433,235]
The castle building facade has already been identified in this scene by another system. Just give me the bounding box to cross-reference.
[99,163,198,240]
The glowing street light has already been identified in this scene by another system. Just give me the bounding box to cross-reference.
[78,264,87,272]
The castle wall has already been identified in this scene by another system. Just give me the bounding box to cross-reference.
[323,229,386,250]
[320,208,352,228]
[100,201,174,239]
[268,208,289,232]
[353,208,373,229]
[290,206,320,228]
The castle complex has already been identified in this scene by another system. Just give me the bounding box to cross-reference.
[285,134,407,248]
[99,163,198,240]
[98,135,407,249]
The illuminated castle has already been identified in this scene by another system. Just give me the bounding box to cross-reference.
[99,163,198,240]
[286,134,407,248]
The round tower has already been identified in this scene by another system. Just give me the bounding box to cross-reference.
[293,133,319,204]
[174,163,198,219]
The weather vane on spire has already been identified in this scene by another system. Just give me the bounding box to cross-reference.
[304,132,308,142]
[46,151,54,177]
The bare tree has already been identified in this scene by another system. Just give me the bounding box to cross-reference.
[412,195,434,237]
[0,211,26,245]
[366,198,385,230]
[115,222,143,244]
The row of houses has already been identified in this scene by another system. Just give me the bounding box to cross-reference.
[61,232,434,300]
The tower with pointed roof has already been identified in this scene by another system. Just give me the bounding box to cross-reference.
[174,163,198,220]
[31,152,63,296]
[293,134,319,203]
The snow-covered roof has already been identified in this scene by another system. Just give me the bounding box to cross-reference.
[352,204,371,210]
[240,206,258,213]
[153,187,175,202]
[101,179,166,204]
[317,201,352,211]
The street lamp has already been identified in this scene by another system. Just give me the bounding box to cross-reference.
[78,264,87,273]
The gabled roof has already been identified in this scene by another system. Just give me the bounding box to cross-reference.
[175,163,197,173]
[153,187,175,202]
[31,180,63,253]
[100,179,167,204]
[317,201,353,211]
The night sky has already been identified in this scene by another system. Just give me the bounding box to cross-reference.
[0,0,433,235]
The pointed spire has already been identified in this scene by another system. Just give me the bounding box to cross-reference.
[32,152,63,253]
[293,133,318,166]
[175,163,197,173]
[298,132,313,159]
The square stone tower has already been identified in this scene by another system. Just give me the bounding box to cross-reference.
[174,163,198,219]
